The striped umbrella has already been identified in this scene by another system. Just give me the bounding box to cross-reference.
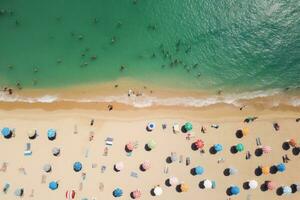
[142,160,151,171]
[132,190,141,199]
[169,177,179,186]
[262,146,272,154]
[114,162,124,171]
[267,181,277,190]
[66,190,76,199]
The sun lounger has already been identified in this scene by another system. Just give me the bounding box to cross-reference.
[186,157,191,166]
[99,182,104,191]
[130,171,138,178]
[24,143,32,156]
[0,162,8,172]
[105,137,113,146]
[3,182,10,193]
[173,123,180,134]
[101,165,106,173]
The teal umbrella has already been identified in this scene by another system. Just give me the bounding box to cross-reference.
[184,122,193,132]
[236,143,244,152]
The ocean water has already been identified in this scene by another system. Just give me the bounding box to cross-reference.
[0,0,300,94]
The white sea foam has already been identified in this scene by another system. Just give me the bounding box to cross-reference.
[0,89,298,108]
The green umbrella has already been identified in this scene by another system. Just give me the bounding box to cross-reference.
[236,143,244,152]
[147,140,156,150]
[184,122,193,132]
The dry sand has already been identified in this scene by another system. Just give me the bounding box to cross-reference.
[0,106,299,200]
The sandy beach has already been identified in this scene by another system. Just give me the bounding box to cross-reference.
[0,105,299,200]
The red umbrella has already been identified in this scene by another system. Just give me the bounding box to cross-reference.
[262,146,272,153]
[142,160,151,171]
[126,142,134,151]
[132,190,141,199]
[194,139,204,149]
[267,181,276,190]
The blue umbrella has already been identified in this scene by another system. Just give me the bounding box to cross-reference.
[49,181,58,190]
[1,127,11,138]
[113,188,123,197]
[47,129,56,140]
[73,162,82,172]
[214,144,223,152]
[230,186,240,195]
[195,166,204,175]
[277,163,286,172]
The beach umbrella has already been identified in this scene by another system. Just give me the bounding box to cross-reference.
[267,181,276,190]
[262,146,272,154]
[289,139,297,147]
[43,164,52,173]
[184,122,193,132]
[28,129,37,139]
[14,188,24,197]
[283,186,292,195]
[147,122,156,131]
[230,186,240,195]
[147,140,156,150]
[180,183,189,192]
[195,166,204,175]
[49,181,58,190]
[131,190,141,199]
[203,179,212,189]
[262,166,269,175]
[277,163,286,172]
[153,186,163,196]
[113,188,123,197]
[52,147,60,156]
[194,139,204,149]
[142,160,151,171]
[214,144,223,152]
[1,127,11,138]
[66,190,76,199]
[114,162,124,171]
[47,129,56,140]
[126,142,134,152]
[229,167,238,175]
[242,127,249,136]
[73,162,82,172]
[211,180,216,189]
[296,184,300,192]
[170,152,177,162]
[169,177,179,186]
[236,143,244,152]
[249,180,258,189]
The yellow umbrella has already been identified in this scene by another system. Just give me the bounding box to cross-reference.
[180,184,189,192]
[262,166,269,175]
[242,127,249,136]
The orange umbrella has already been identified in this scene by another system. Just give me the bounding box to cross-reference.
[194,139,204,149]
[289,139,297,147]
[262,166,269,175]
[242,127,249,136]
[180,184,189,192]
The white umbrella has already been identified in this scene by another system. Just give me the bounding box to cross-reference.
[249,180,258,189]
[115,162,124,171]
[204,179,212,189]
[229,167,238,175]
[296,184,300,192]
[169,177,179,186]
[153,186,163,196]
[147,123,156,131]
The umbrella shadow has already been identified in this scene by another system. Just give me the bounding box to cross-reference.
[230,146,238,154]
[130,192,135,199]
[255,167,262,176]
[199,181,205,189]
[113,165,120,172]
[176,185,182,193]
[166,156,172,164]
[270,165,278,174]
[260,182,268,192]
[190,168,197,176]
[181,126,187,133]
[282,142,290,150]
[243,182,250,190]
[255,148,263,157]
[276,187,283,196]
[226,187,232,196]
[150,188,155,196]
[209,147,217,155]
[291,184,298,193]
[146,126,153,132]
[191,143,198,151]
[235,130,243,138]
[139,164,146,172]
[125,146,132,153]
[292,147,300,155]
[165,179,171,187]
[223,168,230,176]
[144,144,151,151]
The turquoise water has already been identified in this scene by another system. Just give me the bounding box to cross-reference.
[0,0,299,92]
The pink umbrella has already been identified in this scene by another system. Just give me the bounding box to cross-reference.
[267,181,277,190]
[126,142,134,152]
[142,160,151,171]
[262,146,272,154]
[132,190,141,199]
[114,162,124,171]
